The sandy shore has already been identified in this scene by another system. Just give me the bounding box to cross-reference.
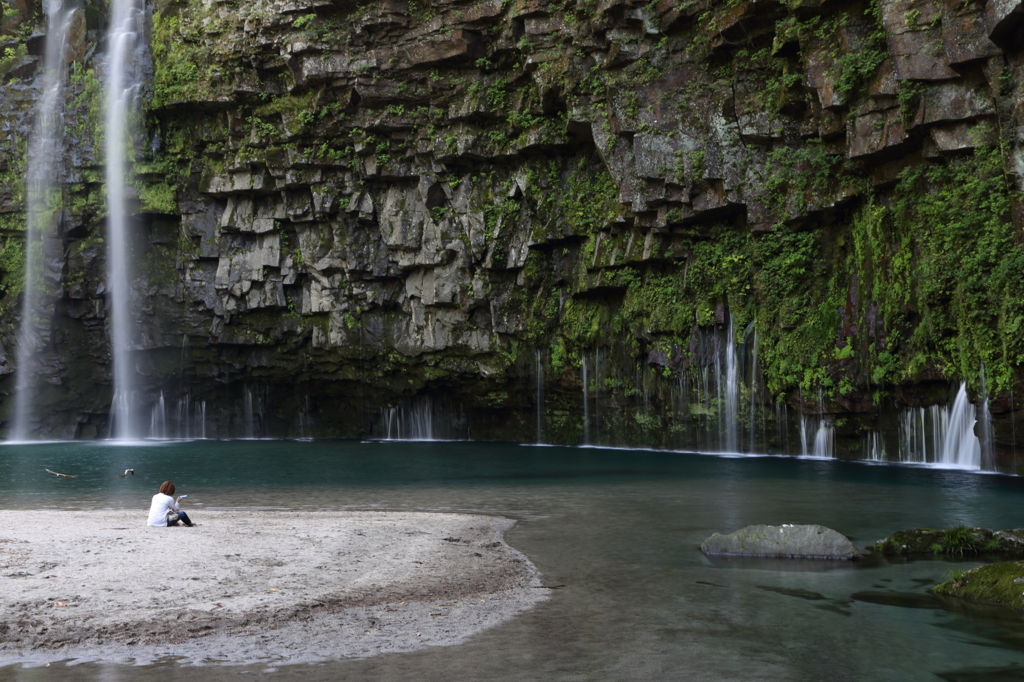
[0,510,547,667]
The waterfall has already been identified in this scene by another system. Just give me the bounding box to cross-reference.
[149,391,166,439]
[175,395,190,439]
[410,397,433,440]
[899,407,929,463]
[105,0,147,440]
[723,317,739,452]
[799,414,808,456]
[1011,388,1018,471]
[12,2,76,440]
[748,328,759,453]
[244,387,255,438]
[799,414,833,458]
[895,383,980,467]
[813,419,834,458]
[593,349,603,445]
[535,349,544,444]
[582,355,590,445]
[938,383,981,468]
[380,396,437,440]
[197,401,206,439]
[677,320,750,454]
[178,334,188,378]
[865,432,886,461]
[979,365,994,470]
[775,402,784,454]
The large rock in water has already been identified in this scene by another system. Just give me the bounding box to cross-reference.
[701,525,861,560]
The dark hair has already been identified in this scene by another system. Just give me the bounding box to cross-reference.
[159,481,175,496]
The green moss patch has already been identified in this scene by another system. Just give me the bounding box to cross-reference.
[933,561,1024,609]
[872,527,1024,557]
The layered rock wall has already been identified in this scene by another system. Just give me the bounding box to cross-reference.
[0,0,1023,467]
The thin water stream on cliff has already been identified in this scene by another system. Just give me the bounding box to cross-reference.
[2,441,1024,680]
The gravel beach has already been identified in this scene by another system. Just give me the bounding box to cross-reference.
[0,510,547,667]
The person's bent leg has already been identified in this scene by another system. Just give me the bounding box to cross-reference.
[177,511,194,526]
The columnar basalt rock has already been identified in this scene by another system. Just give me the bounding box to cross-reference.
[0,0,1022,464]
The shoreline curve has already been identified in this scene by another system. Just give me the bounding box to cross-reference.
[0,510,547,667]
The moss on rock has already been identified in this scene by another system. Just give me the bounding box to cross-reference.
[933,560,1024,609]
[872,527,1024,557]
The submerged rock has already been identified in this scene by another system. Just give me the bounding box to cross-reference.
[701,524,861,560]
[933,560,1024,609]
[871,527,1024,556]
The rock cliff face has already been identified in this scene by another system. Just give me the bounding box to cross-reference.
[0,0,1023,467]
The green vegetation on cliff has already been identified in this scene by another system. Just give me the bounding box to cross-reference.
[1,0,1023,445]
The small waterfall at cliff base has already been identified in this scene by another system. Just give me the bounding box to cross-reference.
[979,365,995,470]
[149,392,166,439]
[722,318,739,453]
[104,0,148,440]
[799,415,834,458]
[582,355,590,445]
[12,1,76,440]
[535,349,545,444]
[379,395,467,440]
[244,388,255,439]
[874,382,983,469]
[940,383,982,468]
[383,396,434,441]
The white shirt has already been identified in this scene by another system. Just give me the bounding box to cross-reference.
[147,493,179,527]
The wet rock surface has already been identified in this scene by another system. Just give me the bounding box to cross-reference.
[0,0,1022,464]
[701,524,862,560]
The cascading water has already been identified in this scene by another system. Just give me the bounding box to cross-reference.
[582,355,590,445]
[105,0,147,440]
[149,391,166,439]
[175,395,189,439]
[939,383,981,468]
[894,383,981,468]
[813,420,834,458]
[748,328,759,453]
[196,401,206,439]
[678,320,749,453]
[798,414,834,458]
[797,390,833,458]
[381,396,438,440]
[535,349,545,444]
[244,388,255,439]
[865,432,886,461]
[979,365,994,471]
[12,1,76,440]
[593,349,603,445]
[723,317,739,453]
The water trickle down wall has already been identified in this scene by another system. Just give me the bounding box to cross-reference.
[569,317,771,454]
[12,1,76,441]
[380,394,468,441]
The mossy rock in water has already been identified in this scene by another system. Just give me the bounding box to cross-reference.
[933,561,1024,608]
[871,527,1024,557]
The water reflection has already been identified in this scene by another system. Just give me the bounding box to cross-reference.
[2,441,1024,680]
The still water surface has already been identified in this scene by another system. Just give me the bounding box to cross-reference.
[2,440,1024,681]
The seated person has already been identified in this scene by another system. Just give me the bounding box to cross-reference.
[147,480,194,527]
